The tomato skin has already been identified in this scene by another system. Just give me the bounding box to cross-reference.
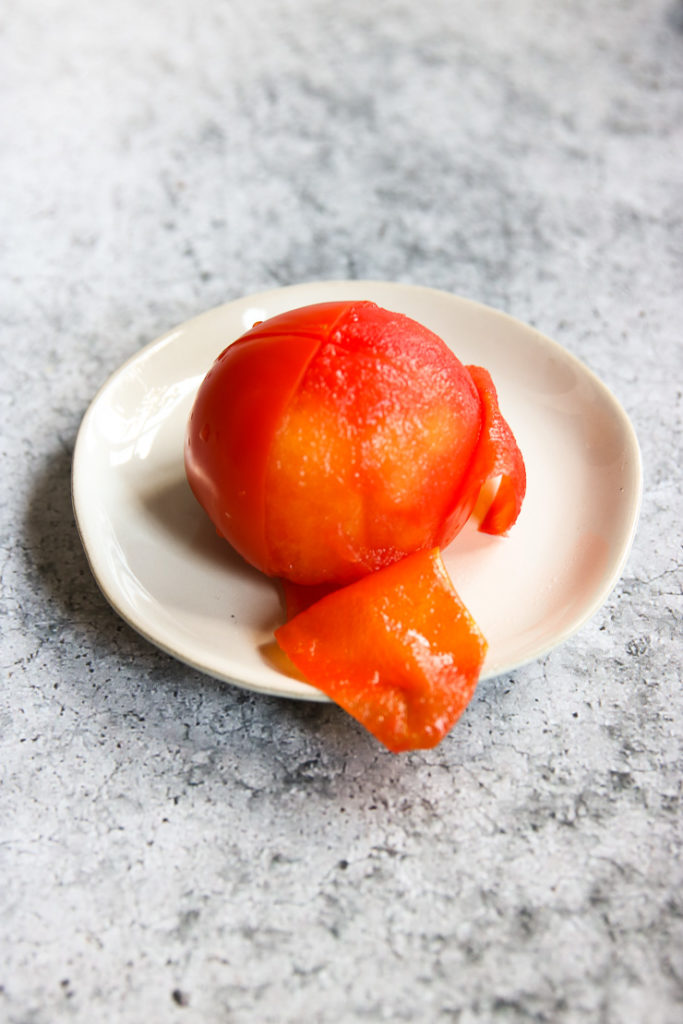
[437,365,527,548]
[240,301,354,343]
[185,302,356,571]
[184,327,322,571]
[275,548,488,752]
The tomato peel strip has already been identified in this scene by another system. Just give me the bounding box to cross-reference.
[438,364,526,547]
[275,548,488,753]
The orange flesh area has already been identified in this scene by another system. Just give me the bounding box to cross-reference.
[264,340,481,584]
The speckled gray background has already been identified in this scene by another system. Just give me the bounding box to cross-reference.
[1,1,682,1022]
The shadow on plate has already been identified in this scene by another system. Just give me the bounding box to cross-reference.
[137,469,264,584]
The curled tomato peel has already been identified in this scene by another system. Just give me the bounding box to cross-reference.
[241,300,355,343]
[437,364,526,547]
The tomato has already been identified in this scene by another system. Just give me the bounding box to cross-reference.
[275,548,488,752]
[186,300,522,585]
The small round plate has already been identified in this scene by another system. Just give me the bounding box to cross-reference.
[72,281,642,700]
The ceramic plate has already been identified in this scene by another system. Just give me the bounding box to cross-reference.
[72,281,642,700]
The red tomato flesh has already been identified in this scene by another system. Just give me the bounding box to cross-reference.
[275,548,488,752]
[264,302,481,584]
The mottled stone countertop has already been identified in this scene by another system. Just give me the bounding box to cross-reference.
[2,1,681,1022]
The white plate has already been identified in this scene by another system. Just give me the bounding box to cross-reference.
[72,281,642,701]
